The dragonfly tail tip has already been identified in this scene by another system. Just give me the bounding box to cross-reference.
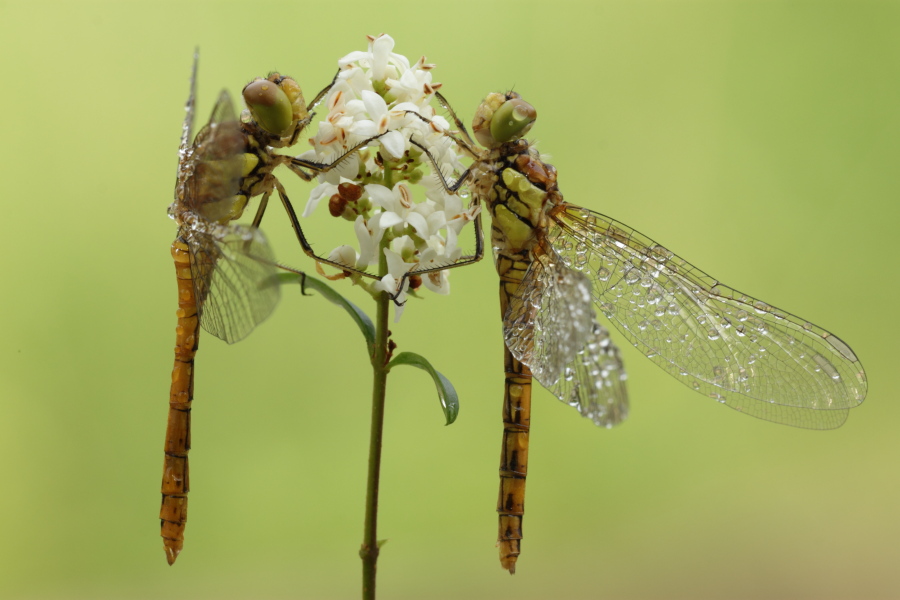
[163,544,182,566]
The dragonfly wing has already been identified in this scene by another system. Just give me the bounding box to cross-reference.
[504,249,629,427]
[186,224,281,344]
[179,52,199,159]
[548,205,866,429]
[184,91,247,222]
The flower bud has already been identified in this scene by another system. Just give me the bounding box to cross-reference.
[328,194,347,217]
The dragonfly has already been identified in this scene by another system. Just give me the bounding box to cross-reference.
[419,91,869,573]
[162,54,337,565]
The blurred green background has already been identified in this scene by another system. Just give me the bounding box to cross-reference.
[1,1,897,599]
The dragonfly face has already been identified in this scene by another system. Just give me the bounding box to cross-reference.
[434,90,868,573]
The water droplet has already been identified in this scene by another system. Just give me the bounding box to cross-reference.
[707,329,720,341]
[736,310,748,322]
[597,267,611,281]
[754,301,769,314]
[814,354,841,380]
[625,269,640,285]
[650,245,672,263]
[667,303,679,316]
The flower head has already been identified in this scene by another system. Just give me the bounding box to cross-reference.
[301,34,480,320]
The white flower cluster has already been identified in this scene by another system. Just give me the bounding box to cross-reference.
[299,34,478,316]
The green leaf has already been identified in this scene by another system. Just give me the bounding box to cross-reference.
[279,273,375,353]
[387,352,459,425]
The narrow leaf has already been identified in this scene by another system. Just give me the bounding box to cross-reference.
[279,272,375,352]
[387,352,459,425]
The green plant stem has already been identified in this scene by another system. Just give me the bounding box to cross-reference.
[361,244,391,600]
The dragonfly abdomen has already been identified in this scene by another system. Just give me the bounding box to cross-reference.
[496,252,535,574]
[161,239,199,566]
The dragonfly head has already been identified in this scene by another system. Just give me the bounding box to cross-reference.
[472,92,537,148]
[242,73,309,141]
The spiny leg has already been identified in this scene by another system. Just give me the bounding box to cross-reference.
[434,90,478,151]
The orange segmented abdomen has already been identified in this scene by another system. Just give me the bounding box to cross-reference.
[161,239,199,565]
[496,253,533,574]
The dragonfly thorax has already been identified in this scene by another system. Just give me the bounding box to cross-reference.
[484,147,556,255]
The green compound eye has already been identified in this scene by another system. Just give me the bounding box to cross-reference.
[489,99,537,144]
[243,78,293,136]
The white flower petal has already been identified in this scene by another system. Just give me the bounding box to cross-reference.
[406,212,430,238]
[365,184,394,209]
[423,270,450,295]
[338,51,369,69]
[371,35,394,80]
[354,214,385,268]
[361,90,388,120]
[304,182,338,217]
[380,130,406,158]
[349,119,379,138]
[379,212,403,229]
[383,247,416,280]
[329,245,359,268]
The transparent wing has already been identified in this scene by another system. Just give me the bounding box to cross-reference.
[503,248,629,427]
[184,91,246,221]
[185,224,281,344]
[178,52,198,162]
[548,204,867,429]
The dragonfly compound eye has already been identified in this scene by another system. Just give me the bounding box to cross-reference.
[243,78,294,137]
[473,93,537,147]
[490,99,537,144]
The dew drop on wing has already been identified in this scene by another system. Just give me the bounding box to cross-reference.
[813,354,842,381]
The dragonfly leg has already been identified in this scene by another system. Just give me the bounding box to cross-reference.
[250,190,271,230]
[434,91,478,151]
[307,69,340,111]
[407,138,473,195]
[273,178,363,276]
[288,132,392,181]
[403,103,480,159]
